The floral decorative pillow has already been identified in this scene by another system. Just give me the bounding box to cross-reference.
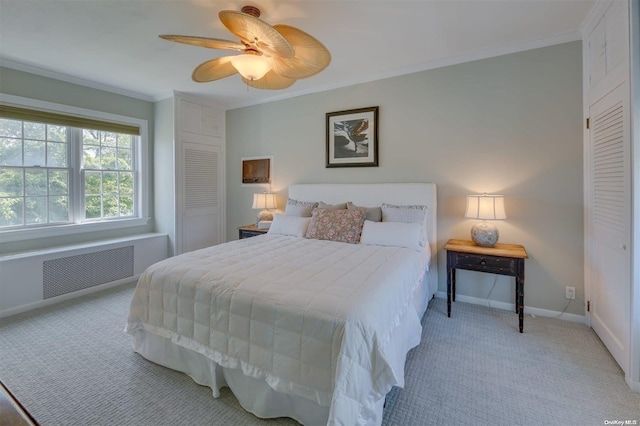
[305,208,366,244]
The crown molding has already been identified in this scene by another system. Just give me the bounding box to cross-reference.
[0,58,155,103]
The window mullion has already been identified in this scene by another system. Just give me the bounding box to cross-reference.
[21,121,26,227]
[70,128,83,223]
[21,168,26,226]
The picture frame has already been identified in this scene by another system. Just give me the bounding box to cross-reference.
[326,106,379,168]
[241,156,273,186]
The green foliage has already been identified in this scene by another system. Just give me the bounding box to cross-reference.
[0,197,22,227]
[0,121,136,228]
[0,138,21,166]
[0,119,22,138]
[49,196,68,222]
[0,168,23,196]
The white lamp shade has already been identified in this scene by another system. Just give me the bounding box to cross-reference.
[231,54,271,80]
[465,194,507,220]
[252,193,277,210]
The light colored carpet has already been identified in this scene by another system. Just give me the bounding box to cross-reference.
[0,282,638,426]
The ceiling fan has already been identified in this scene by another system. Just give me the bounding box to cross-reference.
[159,5,331,90]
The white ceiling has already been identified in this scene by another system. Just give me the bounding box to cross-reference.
[0,0,595,109]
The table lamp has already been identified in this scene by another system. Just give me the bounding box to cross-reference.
[252,192,277,228]
[464,194,506,247]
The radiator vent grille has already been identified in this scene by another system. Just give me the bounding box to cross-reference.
[43,246,134,299]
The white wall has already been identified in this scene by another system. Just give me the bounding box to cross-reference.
[153,97,176,256]
[226,42,584,316]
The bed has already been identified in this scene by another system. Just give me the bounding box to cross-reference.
[125,183,437,425]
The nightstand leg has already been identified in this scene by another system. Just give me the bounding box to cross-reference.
[451,268,456,302]
[517,265,525,333]
[447,267,452,317]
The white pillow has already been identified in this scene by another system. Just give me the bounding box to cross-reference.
[268,214,311,237]
[381,203,428,246]
[360,220,422,251]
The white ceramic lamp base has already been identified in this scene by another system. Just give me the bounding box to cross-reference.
[471,221,499,247]
[256,209,273,225]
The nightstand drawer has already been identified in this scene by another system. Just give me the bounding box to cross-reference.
[455,253,516,275]
[238,225,269,239]
[240,229,265,239]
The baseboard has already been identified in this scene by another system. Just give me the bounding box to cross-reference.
[0,276,138,319]
[626,376,640,393]
[435,291,586,324]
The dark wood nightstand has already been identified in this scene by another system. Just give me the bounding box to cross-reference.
[238,224,268,239]
[444,239,528,333]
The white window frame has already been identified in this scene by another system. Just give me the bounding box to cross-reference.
[0,94,149,243]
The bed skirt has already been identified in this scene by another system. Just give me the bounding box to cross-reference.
[130,329,385,425]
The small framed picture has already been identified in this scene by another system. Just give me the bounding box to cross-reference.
[241,156,273,186]
[326,106,379,168]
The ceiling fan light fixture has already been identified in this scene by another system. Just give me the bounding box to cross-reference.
[230,53,271,80]
[159,5,330,89]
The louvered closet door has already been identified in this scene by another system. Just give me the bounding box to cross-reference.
[180,141,222,253]
[589,81,631,372]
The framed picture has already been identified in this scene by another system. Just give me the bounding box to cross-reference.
[326,106,379,168]
[241,156,273,186]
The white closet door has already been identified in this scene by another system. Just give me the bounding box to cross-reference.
[173,95,225,255]
[588,81,631,372]
[180,142,222,253]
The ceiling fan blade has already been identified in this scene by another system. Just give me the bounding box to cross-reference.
[270,25,331,79]
[159,35,245,51]
[219,10,294,59]
[192,57,238,82]
[243,71,296,90]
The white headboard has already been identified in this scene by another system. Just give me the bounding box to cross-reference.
[288,183,438,299]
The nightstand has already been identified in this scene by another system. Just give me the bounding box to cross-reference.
[444,239,528,333]
[238,224,268,239]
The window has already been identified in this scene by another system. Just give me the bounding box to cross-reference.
[0,120,70,227]
[82,129,135,220]
[0,97,148,241]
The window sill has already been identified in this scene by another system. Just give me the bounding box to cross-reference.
[0,217,151,243]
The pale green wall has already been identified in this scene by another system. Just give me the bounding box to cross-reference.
[0,67,155,254]
[226,42,584,315]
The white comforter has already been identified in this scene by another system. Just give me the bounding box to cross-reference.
[126,234,429,425]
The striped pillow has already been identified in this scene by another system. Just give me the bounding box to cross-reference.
[285,198,319,217]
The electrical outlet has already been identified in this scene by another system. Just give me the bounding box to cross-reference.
[565,286,575,300]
